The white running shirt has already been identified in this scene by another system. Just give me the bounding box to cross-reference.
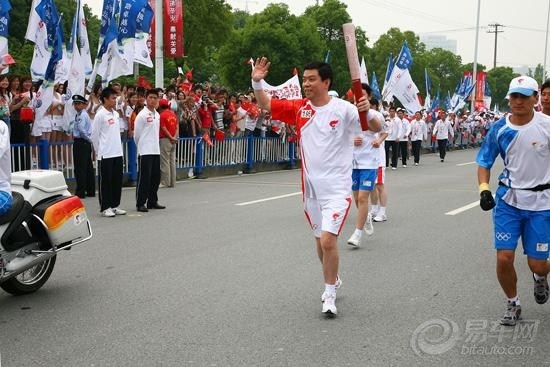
[271,97,361,199]
[477,112,550,210]
[352,109,385,169]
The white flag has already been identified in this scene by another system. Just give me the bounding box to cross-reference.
[25,0,41,41]
[103,39,135,82]
[360,57,369,84]
[384,67,422,114]
[55,45,70,84]
[33,81,54,121]
[28,0,51,81]
[0,35,7,75]
[63,7,86,129]
[77,0,93,76]
[134,31,153,67]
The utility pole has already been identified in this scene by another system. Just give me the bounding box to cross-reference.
[487,23,504,69]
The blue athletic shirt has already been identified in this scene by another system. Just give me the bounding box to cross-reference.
[476,112,550,211]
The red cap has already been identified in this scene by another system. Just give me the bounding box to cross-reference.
[158,99,169,108]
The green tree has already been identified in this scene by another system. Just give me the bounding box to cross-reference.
[183,0,233,75]
[303,0,368,94]
[528,63,545,83]
[422,47,462,97]
[487,66,518,109]
[461,62,486,73]
[217,3,323,92]
[369,28,426,98]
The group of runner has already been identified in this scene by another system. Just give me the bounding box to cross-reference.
[253,58,550,322]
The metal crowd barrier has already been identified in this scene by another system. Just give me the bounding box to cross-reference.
[10,135,300,181]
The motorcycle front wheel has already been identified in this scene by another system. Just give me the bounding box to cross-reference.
[1,256,57,295]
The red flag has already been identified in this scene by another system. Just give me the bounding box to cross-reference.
[1,54,16,65]
[293,68,298,75]
[185,69,193,81]
[137,75,153,89]
[202,131,214,147]
[215,129,225,142]
[180,81,193,94]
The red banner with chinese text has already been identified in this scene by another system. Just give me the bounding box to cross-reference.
[164,0,184,58]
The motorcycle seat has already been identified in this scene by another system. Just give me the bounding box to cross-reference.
[0,191,24,226]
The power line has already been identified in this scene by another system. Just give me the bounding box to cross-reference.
[359,0,472,29]
[504,25,545,33]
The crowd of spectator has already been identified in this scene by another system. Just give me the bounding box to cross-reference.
[0,73,500,181]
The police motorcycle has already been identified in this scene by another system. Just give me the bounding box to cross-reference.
[0,170,92,295]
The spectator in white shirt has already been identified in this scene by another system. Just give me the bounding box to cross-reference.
[91,87,127,217]
[433,110,455,162]
[134,89,165,212]
[410,111,427,166]
[396,108,410,167]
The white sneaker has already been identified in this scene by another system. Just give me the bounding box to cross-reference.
[373,214,387,222]
[347,231,361,247]
[322,293,337,315]
[414,162,419,166]
[364,213,374,236]
[402,164,407,168]
[391,167,397,170]
[321,276,342,302]
[112,207,127,215]
[102,208,116,217]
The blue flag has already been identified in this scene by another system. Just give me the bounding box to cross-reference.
[35,0,61,50]
[431,89,440,112]
[0,0,11,38]
[96,5,119,59]
[35,0,62,81]
[371,72,381,100]
[395,42,413,70]
[136,2,153,33]
[384,53,394,82]
[100,0,115,36]
[444,91,452,111]
[117,0,148,42]
[425,68,431,96]
[484,79,491,97]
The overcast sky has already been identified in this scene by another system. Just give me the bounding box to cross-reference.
[89,0,549,72]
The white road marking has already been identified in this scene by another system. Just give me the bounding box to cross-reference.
[456,161,477,166]
[236,192,302,206]
[445,200,480,215]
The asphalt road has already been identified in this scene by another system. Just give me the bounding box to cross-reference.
[1,148,548,367]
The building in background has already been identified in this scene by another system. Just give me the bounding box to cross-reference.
[420,34,457,54]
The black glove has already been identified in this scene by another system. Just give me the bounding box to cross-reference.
[479,190,496,211]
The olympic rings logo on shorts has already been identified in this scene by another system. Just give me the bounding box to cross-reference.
[495,232,512,241]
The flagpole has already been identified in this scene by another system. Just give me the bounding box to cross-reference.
[154,0,163,88]
[471,0,481,112]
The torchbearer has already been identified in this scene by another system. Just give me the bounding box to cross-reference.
[252,56,380,316]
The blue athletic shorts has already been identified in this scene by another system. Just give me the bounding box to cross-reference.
[493,198,550,260]
[351,169,377,192]
[0,190,12,216]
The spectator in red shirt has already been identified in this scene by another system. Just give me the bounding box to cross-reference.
[158,99,179,187]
